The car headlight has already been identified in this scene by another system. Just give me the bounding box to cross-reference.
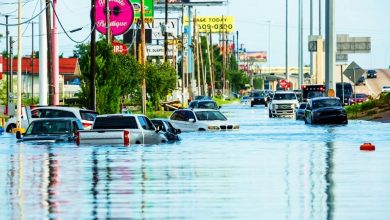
[208,125,220,130]
[273,104,277,109]
[233,125,240,129]
[251,98,254,101]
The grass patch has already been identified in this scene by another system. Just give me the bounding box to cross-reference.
[146,111,171,119]
[213,97,239,106]
[345,92,390,119]
[366,110,377,116]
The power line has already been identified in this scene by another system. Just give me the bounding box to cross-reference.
[0,1,48,26]
[50,1,95,44]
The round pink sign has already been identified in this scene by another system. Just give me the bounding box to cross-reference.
[95,0,134,36]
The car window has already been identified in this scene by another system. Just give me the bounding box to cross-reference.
[93,116,138,129]
[166,121,176,133]
[152,120,166,132]
[273,93,297,100]
[189,101,197,108]
[184,111,196,120]
[80,110,98,121]
[26,120,71,135]
[41,109,76,118]
[197,101,217,109]
[31,109,43,118]
[170,111,188,121]
[143,117,156,131]
[299,103,307,109]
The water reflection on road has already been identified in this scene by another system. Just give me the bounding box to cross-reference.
[1,104,390,219]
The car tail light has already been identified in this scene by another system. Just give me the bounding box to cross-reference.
[82,122,93,129]
[124,130,130,146]
[75,131,80,145]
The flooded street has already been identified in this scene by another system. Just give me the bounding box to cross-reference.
[1,104,390,219]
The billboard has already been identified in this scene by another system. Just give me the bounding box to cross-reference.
[95,0,135,36]
[239,51,267,63]
[150,18,179,40]
[154,0,226,5]
[131,0,154,23]
[185,16,234,33]
[147,45,178,57]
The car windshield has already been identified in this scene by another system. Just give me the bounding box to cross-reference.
[273,93,296,100]
[80,110,98,121]
[251,91,265,97]
[26,120,71,135]
[197,101,217,109]
[299,103,307,109]
[312,99,341,109]
[195,111,227,121]
[93,116,138,129]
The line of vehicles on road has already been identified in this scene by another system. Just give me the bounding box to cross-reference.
[9,97,239,145]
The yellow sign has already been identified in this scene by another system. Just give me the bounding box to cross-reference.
[184,16,234,33]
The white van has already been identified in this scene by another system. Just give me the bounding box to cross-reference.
[5,106,98,132]
[382,85,390,93]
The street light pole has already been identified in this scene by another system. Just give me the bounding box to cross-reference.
[31,22,35,104]
[5,15,9,105]
[16,0,22,130]
[267,20,271,76]
[285,0,289,82]
[90,0,96,111]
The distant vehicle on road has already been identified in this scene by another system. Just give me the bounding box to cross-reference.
[250,90,267,107]
[382,85,390,93]
[169,109,239,132]
[295,102,307,120]
[336,82,353,105]
[349,93,369,105]
[355,76,366,86]
[151,119,181,142]
[301,84,326,102]
[5,106,98,133]
[77,114,167,145]
[188,100,220,110]
[304,97,348,124]
[240,96,250,105]
[16,118,83,142]
[366,69,377,78]
[268,91,299,118]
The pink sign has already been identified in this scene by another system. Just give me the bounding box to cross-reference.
[95,0,134,36]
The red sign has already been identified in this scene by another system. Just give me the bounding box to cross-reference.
[95,0,135,36]
[279,79,291,89]
[112,41,128,55]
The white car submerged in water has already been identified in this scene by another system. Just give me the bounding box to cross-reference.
[169,109,239,132]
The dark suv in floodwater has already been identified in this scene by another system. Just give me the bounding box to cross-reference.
[250,90,267,107]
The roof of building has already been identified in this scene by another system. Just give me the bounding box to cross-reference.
[2,57,80,75]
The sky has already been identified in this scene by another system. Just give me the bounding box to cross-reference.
[1,0,390,69]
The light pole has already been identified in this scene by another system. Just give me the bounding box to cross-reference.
[285,0,289,81]
[267,20,271,76]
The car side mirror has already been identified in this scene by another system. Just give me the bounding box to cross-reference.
[188,118,195,123]
[176,129,182,134]
[16,131,23,140]
[219,106,222,109]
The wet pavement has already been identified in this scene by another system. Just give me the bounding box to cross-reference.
[1,104,390,219]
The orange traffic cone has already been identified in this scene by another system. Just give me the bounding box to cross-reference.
[360,143,375,151]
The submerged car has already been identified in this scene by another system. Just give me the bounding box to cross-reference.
[16,118,84,142]
[304,97,348,124]
[169,109,239,132]
[151,119,181,142]
[240,96,250,105]
[250,90,267,107]
[295,102,307,120]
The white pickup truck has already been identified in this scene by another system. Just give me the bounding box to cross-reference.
[268,91,299,117]
[76,114,168,145]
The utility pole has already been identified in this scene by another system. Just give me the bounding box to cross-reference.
[319,0,322,36]
[16,0,22,130]
[164,0,168,62]
[285,0,289,82]
[181,3,186,106]
[105,0,111,44]
[298,0,303,88]
[310,0,314,83]
[325,0,335,92]
[9,37,14,109]
[90,0,96,111]
[140,0,147,114]
[39,0,48,106]
[267,21,271,75]
[52,0,59,105]
[5,15,9,105]
[31,22,35,104]
[46,0,53,105]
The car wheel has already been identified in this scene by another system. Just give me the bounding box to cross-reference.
[251,103,254,107]
[304,117,308,124]
[198,128,206,131]
[6,124,16,133]
[265,103,268,107]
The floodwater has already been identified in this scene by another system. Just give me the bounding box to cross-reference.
[1,104,390,219]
